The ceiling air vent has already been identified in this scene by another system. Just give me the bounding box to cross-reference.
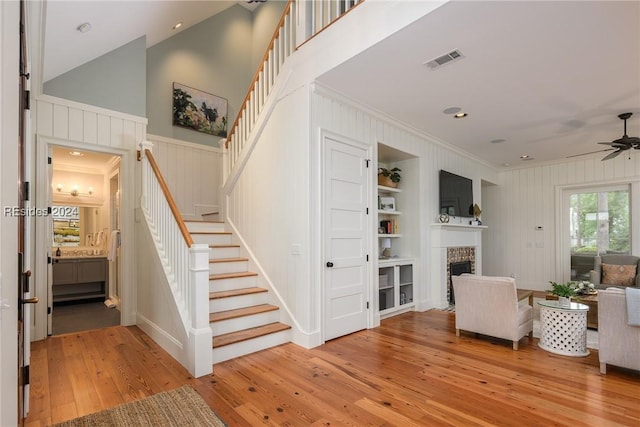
[424,49,464,70]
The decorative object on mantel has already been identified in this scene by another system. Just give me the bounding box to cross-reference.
[438,213,450,223]
[470,203,482,225]
[548,281,577,307]
[378,167,401,188]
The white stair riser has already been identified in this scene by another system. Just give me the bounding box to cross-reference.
[210,275,257,293]
[192,233,232,245]
[210,310,280,336]
[212,329,291,364]
[210,246,240,259]
[210,260,249,275]
[210,292,268,312]
[185,222,225,233]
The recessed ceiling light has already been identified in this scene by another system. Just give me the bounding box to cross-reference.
[490,139,506,144]
[77,22,92,33]
[453,112,468,119]
[172,21,183,30]
[503,162,510,167]
[443,107,461,115]
[69,151,84,157]
[520,155,534,161]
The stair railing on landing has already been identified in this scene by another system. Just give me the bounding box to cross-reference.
[139,146,212,377]
[223,0,363,175]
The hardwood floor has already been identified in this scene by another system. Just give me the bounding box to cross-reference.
[26,310,639,426]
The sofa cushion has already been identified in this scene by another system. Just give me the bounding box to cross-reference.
[602,263,637,287]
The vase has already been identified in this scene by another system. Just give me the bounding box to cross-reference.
[378,175,397,188]
[558,296,571,307]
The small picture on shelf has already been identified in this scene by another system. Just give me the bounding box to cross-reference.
[378,227,386,234]
[380,197,396,211]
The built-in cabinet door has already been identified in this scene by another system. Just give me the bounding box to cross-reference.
[78,259,106,283]
[52,260,77,285]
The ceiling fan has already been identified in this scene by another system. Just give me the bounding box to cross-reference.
[567,112,640,161]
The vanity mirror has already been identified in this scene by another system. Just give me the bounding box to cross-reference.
[53,205,105,247]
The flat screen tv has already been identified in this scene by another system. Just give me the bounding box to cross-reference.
[439,170,473,217]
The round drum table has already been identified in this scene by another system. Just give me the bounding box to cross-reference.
[537,300,589,357]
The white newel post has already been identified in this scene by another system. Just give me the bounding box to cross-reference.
[187,243,212,377]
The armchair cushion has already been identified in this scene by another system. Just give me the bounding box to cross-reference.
[602,264,637,287]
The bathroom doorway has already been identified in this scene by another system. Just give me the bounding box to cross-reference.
[49,146,122,335]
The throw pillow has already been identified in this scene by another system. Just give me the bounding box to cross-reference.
[602,263,637,287]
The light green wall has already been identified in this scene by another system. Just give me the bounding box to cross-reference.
[251,1,288,71]
[43,37,146,117]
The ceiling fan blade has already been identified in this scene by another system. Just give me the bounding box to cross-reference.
[601,150,622,161]
[565,148,614,159]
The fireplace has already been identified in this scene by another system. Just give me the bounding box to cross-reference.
[449,260,472,304]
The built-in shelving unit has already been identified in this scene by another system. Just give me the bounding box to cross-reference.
[376,144,418,318]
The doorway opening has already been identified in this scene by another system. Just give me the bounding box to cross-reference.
[49,146,122,335]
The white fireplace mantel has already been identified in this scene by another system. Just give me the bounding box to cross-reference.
[430,224,487,308]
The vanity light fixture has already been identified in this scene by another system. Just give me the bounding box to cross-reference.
[56,184,93,197]
[69,151,84,157]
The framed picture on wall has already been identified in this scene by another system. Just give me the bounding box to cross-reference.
[172,82,228,137]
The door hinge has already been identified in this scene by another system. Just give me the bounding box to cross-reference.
[366,207,369,215]
[23,90,30,110]
[366,254,369,262]
[23,365,30,385]
[365,159,370,168]
[366,301,370,309]
[23,181,30,201]
[47,156,52,165]
[47,306,52,315]
[47,256,52,264]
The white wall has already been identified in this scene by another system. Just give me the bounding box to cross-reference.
[0,1,20,424]
[483,156,640,291]
[147,134,220,220]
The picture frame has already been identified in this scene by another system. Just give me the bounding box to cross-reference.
[172,82,228,137]
[380,197,396,211]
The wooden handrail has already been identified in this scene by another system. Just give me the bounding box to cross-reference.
[225,0,294,148]
[144,149,194,247]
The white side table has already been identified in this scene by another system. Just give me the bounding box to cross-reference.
[537,300,589,357]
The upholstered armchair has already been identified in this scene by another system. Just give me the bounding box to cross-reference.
[589,254,640,289]
[452,274,533,350]
[597,288,640,374]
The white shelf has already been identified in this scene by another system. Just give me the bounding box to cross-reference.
[378,234,401,238]
[378,185,402,193]
[379,210,401,215]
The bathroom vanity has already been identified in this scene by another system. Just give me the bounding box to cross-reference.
[52,256,108,302]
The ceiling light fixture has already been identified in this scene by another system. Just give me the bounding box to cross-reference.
[172,21,183,30]
[69,151,84,157]
[453,112,468,119]
[76,22,92,34]
[520,155,534,161]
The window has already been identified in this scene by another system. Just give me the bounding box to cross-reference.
[568,186,630,280]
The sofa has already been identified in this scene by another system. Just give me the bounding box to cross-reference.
[452,274,533,350]
[597,288,640,374]
[590,254,640,289]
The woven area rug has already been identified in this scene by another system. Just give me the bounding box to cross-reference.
[53,385,226,427]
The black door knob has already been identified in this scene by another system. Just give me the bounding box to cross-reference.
[326,262,334,268]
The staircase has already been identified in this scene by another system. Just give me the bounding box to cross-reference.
[184,220,291,364]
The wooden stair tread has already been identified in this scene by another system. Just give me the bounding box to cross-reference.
[210,304,279,323]
[213,322,291,348]
[190,231,231,235]
[210,271,258,280]
[210,287,267,299]
[184,219,224,224]
[209,244,240,248]
[209,257,248,264]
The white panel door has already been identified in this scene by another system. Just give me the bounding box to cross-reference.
[324,136,370,341]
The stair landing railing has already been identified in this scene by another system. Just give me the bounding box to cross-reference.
[223,0,363,175]
[139,145,212,377]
